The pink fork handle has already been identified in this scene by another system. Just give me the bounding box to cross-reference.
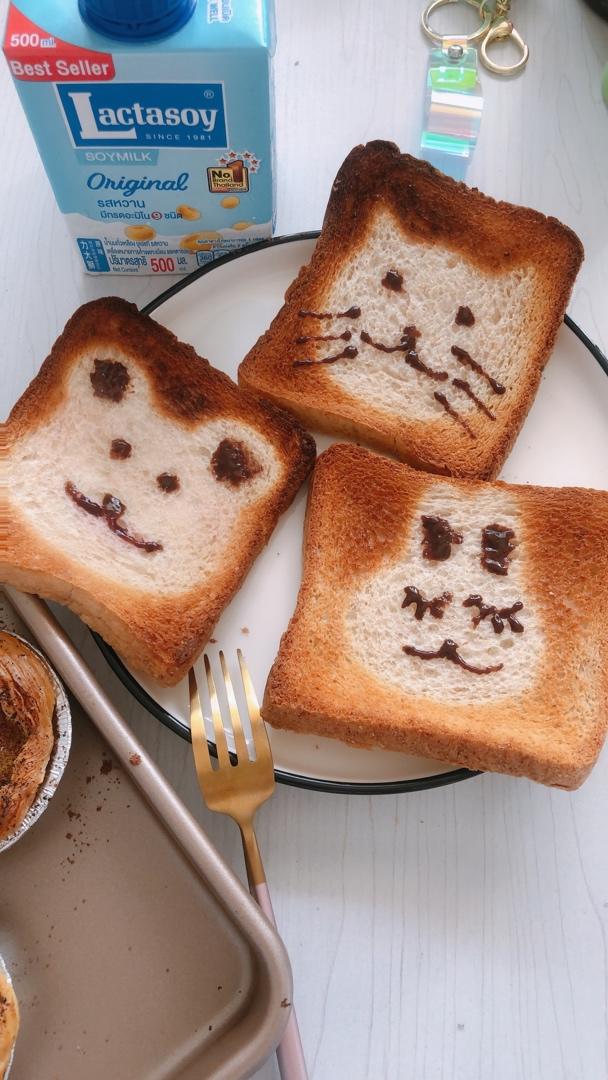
[251,882,309,1080]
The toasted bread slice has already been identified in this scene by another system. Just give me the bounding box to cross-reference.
[3,298,316,685]
[239,141,583,479]
[263,444,608,789]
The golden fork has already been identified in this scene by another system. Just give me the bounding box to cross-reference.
[189,650,308,1080]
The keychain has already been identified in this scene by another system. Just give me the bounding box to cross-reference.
[419,0,529,179]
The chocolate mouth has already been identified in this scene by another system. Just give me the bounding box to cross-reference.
[403,638,503,675]
[65,481,163,553]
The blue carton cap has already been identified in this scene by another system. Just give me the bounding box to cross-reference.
[78,0,197,41]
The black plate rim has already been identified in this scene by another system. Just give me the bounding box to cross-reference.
[94,231,608,795]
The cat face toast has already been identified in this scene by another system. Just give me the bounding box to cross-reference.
[263,445,608,789]
[3,298,316,684]
[239,141,584,479]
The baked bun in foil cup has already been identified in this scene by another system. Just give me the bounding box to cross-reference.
[0,631,71,853]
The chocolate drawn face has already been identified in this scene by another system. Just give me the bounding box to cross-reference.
[346,483,542,704]
[292,208,535,434]
[399,512,525,675]
[12,353,277,593]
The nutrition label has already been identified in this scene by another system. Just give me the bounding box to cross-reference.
[76,232,265,273]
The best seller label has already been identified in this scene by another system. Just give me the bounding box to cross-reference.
[56,83,228,149]
[4,4,115,81]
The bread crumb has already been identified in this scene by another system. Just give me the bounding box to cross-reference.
[129,753,142,767]
[241,626,249,634]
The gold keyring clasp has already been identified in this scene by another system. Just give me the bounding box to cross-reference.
[421,0,492,46]
[479,18,529,75]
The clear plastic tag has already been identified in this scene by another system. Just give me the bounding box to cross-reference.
[420,42,483,180]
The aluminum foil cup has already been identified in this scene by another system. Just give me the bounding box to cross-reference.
[0,632,71,854]
[0,953,18,1079]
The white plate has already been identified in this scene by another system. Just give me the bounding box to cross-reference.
[96,234,608,793]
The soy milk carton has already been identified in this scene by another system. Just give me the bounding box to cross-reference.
[3,0,275,274]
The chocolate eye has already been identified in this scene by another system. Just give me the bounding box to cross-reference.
[402,586,452,620]
[157,473,180,494]
[463,594,524,634]
[420,515,463,561]
[110,439,132,460]
[455,306,475,326]
[481,524,516,575]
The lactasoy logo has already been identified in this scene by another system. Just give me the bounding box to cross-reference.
[57,83,227,148]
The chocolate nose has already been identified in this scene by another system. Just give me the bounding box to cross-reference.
[102,493,125,518]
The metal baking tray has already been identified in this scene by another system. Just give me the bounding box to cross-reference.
[0,589,291,1080]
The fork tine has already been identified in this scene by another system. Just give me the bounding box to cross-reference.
[219,651,250,764]
[203,654,231,769]
[188,668,214,780]
[237,650,273,766]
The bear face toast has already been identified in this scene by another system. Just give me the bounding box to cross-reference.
[239,141,584,479]
[263,445,608,790]
[2,298,316,685]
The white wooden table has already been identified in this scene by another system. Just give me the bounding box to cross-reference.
[2,2,608,1077]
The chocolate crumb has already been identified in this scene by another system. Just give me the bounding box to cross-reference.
[241,626,249,634]
[209,638,217,644]
[281,998,291,1008]
[100,757,113,775]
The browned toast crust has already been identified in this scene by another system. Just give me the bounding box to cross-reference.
[4,298,316,684]
[263,444,608,789]
[239,142,584,479]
